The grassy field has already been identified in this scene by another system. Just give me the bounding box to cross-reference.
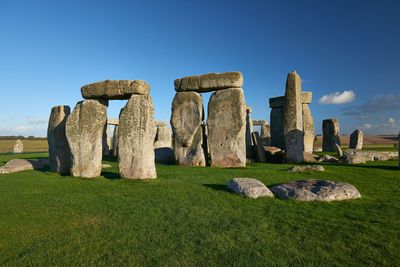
[0,140,48,153]
[1,152,399,266]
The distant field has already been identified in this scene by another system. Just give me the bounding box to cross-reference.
[0,140,48,153]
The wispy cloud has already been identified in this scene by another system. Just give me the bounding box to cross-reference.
[342,94,400,116]
[359,117,400,132]
[319,90,356,104]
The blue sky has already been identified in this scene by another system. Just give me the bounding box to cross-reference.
[1,0,399,136]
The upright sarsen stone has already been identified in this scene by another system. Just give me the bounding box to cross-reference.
[245,106,254,159]
[323,118,341,152]
[270,106,285,149]
[260,121,271,146]
[170,92,205,166]
[283,71,304,163]
[154,122,172,149]
[349,129,363,150]
[66,99,108,178]
[112,125,119,157]
[12,139,24,153]
[118,94,157,179]
[207,88,246,167]
[47,105,71,174]
[302,103,315,153]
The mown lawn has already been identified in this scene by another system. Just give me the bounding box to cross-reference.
[0,153,399,266]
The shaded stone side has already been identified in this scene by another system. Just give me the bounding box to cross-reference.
[47,105,71,174]
[260,122,271,146]
[349,129,363,150]
[252,132,267,163]
[270,107,285,149]
[118,94,157,179]
[66,99,108,178]
[207,88,246,167]
[322,118,341,152]
[102,126,111,156]
[302,103,315,153]
[170,92,205,166]
[112,125,119,157]
[245,106,254,158]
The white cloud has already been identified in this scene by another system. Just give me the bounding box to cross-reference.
[359,118,400,133]
[319,90,356,104]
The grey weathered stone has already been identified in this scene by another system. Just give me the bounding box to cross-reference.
[174,72,243,93]
[264,146,285,163]
[112,125,119,157]
[207,88,246,167]
[270,107,285,149]
[154,123,172,149]
[245,106,254,159]
[171,92,205,166]
[344,150,398,164]
[0,159,44,174]
[260,121,271,146]
[303,152,318,163]
[270,179,361,201]
[334,143,343,157]
[47,105,71,174]
[102,125,111,156]
[118,94,157,179]
[269,92,313,108]
[227,178,273,198]
[349,129,363,150]
[302,103,315,153]
[322,118,341,152]
[81,80,150,100]
[318,155,339,163]
[252,132,267,163]
[12,139,23,153]
[66,99,108,178]
[288,165,325,172]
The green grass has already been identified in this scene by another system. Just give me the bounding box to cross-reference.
[1,153,400,266]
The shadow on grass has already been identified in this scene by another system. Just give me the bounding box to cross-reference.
[102,171,121,180]
[329,163,400,171]
[203,183,230,193]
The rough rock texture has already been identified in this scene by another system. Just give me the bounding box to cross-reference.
[270,179,361,201]
[260,121,271,146]
[0,159,44,174]
[270,107,285,149]
[334,143,343,157]
[118,94,157,179]
[344,150,398,164]
[252,132,267,163]
[288,165,325,172]
[264,146,285,163]
[112,125,119,157]
[322,118,341,152]
[12,139,23,153]
[154,123,172,149]
[66,99,108,178]
[47,105,71,174]
[227,178,273,198]
[155,147,175,164]
[349,129,363,150]
[283,71,304,163]
[318,155,339,163]
[302,103,315,153]
[303,152,318,163]
[102,126,111,156]
[81,80,149,100]
[174,72,243,93]
[207,88,246,167]
[171,92,205,166]
[245,106,254,159]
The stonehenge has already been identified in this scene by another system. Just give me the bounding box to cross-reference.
[47,105,71,174]
[12,139,24,153]
[349,129,363,150]
[172,72,246,168]
[81,80,150,99]
[245,106,254,159]
[154,121,172,149]
[322,118,341,152]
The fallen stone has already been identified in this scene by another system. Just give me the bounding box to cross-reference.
[47,105,71,174]
[81,80,150,100]
[170,92,205,166]
[349,129,363,150]
[270,179,361,201]
[102,164,112,169]
[288,165,325,172]
[12,139,23,153]
[264,146,285,163]
[0,159,44,174]
[227,178,274,199]
[343,150,398,164]
[318,155,339,163]
[207,88,246,167]
[66,99,108,178]
[174,72,243,93]
[118,94,157,179]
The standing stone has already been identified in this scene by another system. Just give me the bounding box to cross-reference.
[118,94,157,179]
[66,99,108,178]
[154,122,172,149]
[283,71,304,163]
[102,126,111,156]
[201,121,209,164]
[252,132,267,163]
[12,139,24,153]
[270,106,285,149]
[207,88,246,167]
[260,121,271,146]
[170,92,205,166]
[302,103,315,153]
[245,106,254,159]
[47,105,71,174]
[322,118,341,152]
[349,129,363,150]
[112,125,119,157]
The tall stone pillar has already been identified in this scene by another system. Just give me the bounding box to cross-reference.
[102,125,111,156]
[112,125,119,157]
[245,106,254,159]
[283,71,304,163]
[154,122,172,149]
[170,92,205,166]
[66,99,108,178]
[269,97,285,149]
[47,105,71,174]
[349,129,363,149]
[302,92,314,153]
[260,121,271,146]
[322,118,341,152]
